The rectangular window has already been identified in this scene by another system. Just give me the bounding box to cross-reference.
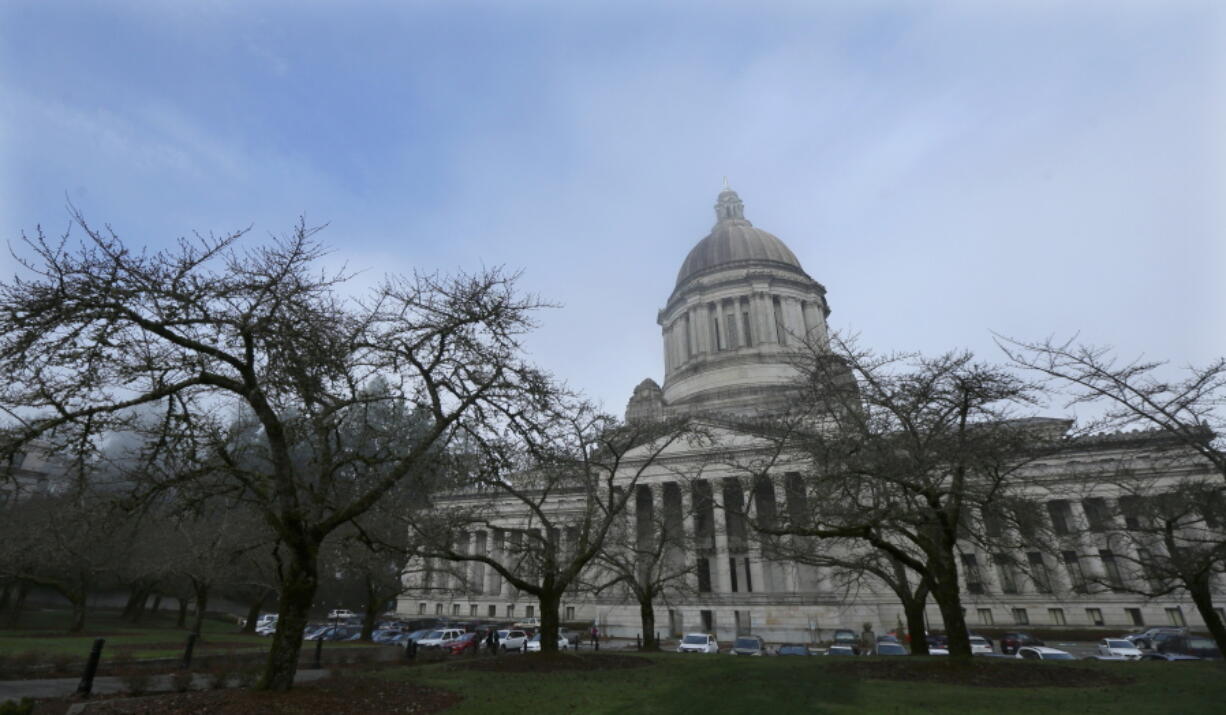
[744,558,754,593]
[734,610,751,636]
[712,316,723,351]
[1063,551,1087,594]
[435,603,443,616]
[1125,608,1144,627]
[1027,552,1052,593]
[1118,495,1144,530]
[994,554,1019,594]
[683,314,692,358]
[488,605,497,617]
[697,557,712,593]
[452,604,460,616]
[1048,500,1074,536]
[1099,550,1126,591]
[700,609,714,633]
[1086,608,1104,626]
[772,297,786,345]
[526,605,534,618]
[978,608,994,625]
[724,312,739,349]
[566,606,575,620]
[1012,608,1030,625]
[961,553,986,595]
[1166,607,1186,627]
[418,602,427,615]
[982,506,1004,538]
[1048,608,1066,625]
[1082,498,1111,532]
[469,604,478,617]
[507,604,515,618]
[741,311,752,346]
[729,558,739,593]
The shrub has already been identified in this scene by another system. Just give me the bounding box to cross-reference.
[0,697,34,715]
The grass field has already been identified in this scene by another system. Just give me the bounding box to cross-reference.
[385,652,1226,715]
[0,608,373,662]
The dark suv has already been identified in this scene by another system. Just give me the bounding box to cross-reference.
[1157,635,1222,660]
[731,635,767,656]
[1000,632,1045,655]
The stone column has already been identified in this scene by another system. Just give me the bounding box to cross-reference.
[711,479,732,593]
[678,481,699,592]
[752,292,774,345]
[783,297,806,343]
[802,301,826,345]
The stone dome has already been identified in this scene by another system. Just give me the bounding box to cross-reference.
[674,188,808,288]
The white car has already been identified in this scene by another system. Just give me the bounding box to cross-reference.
[327,608,356,620]
[1016,646,1076,661]
[1097,638,1143,660]
[525,633,570,652]
[497,629,529,652]
[677,633,719,654]
[969,636,993,655]
[415,628,467,648]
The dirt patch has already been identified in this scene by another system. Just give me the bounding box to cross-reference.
[828,659,1134,688]
[446,652,652,674]
[35,677,461,714]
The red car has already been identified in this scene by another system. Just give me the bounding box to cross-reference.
[1000,632,1045,655]
[443,632,481,655]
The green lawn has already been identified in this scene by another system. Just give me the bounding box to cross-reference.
[384,652,1226,715]
[0,608,374,662]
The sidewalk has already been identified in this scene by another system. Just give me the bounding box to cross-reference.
[0,668,330,705]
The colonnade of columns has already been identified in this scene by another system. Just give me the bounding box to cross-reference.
[661,291,828,372]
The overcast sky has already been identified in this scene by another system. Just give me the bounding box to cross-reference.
[2,0,1222,417]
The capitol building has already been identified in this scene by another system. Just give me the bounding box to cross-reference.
[397,188,1222,642]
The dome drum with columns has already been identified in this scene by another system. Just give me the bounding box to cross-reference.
[627,187,833,420]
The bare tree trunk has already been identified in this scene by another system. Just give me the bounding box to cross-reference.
[68,594,87,634]
[131,588,151,623]
[257,543,319,692]
[150,593,162,615]
[932,573,971,659]
[360,576,378,641]
[538,590,562,654]
[242,594,266,635]
[5,581,29,628]
[903,597,929,656]
[1188,572,1226,656]
[0,582,12,613]
[176,597,188,628]
[638,595,658,651]
[190,581,210,637]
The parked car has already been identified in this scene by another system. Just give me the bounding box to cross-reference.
[677,633,719,654]
[875,643,908,656]
[497,629,529,652]
[1000,632,1045,655]
[1125,627,1186,650]
[1141,652,1202,662]
[328,608,356,620]
[444,632,482,655]
[416,628,467,648]
[730,635,767,656]
[1097,638,1143,660]
[832,629,858,648]
[776,643,812,656]
[559,628,583,647]
[525,633,570,652]
[513,617,541,630]
[925,634,949,649]
[876,634,900,645]
[1016,646,1076,661]
[1156,635,1222,660]
[928,648,950,656]
[825,645,857,656]
[968,636,994,655]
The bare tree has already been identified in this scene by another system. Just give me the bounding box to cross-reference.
[1001,337,1226,651]
[410,405,690,654]
[586,474,701,651]
[0,214,548,690]
[726,335,1050,659]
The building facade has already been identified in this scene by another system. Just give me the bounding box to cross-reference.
[397,188,1223,642]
